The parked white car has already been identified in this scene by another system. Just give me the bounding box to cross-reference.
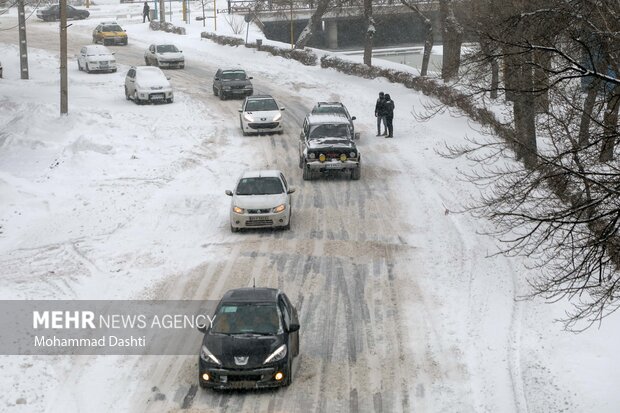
[77,45,116,73]
[144,44,185,69]
[225,170,295,232]
[124,66,173,104]
[238,95,285,136]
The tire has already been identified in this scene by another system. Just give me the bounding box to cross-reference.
[133,91,141,105]
[298,156,303,169]
[240,120,248,136]
[124,86,130,100]
[92,36,97,44]
[213,86,219,96]
[166,98,173,104]
[302,162,312,181]
[111,68,117,73]
[85,63,90,73]
[282,211,291,230]
[220,92,226,101]
[351,165,361,180]
[179,64,185,69]
[78,61,82,71]
[282,356,293,386]
[144,58,150,66]
[230,225,240,233]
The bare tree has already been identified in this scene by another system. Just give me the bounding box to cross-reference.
[437,0,620,328]
[295,0,333,49]
[362,0,374,66]
[400,0,433,76]
[438,0,462,81]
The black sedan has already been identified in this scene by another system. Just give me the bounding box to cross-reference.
[198,287,300,389]
[36,5,89,22]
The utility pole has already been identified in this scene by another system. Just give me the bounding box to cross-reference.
[17,0,29,79]
[60,0,68,114]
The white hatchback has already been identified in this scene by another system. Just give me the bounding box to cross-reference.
[144,44,185,69]
[238,95,285,136]
[226,170,296,232]
[77,45,116,73]
[124,66,173,104]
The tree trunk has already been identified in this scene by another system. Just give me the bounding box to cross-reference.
[479,37,498,98]
[533,51,550,113]
[578,78,602,148]
[600,84,620,162]
[513,54,537,167]
[439,0,462,81]
[294,0,331,49]
[401,0,433,76]
[363,0,374,66]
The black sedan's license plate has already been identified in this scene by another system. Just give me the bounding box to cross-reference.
[228,381,257,389]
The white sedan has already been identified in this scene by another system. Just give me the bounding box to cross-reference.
[77,45,116,73]
[238,95,285,136]
[144,44,185,69]
[124,66,173,104]
[225,170,295,232]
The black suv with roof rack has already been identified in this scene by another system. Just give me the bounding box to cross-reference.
[298,113,361,180]
[310,101,359,139]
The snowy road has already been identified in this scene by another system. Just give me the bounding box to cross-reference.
[1,7,619,413]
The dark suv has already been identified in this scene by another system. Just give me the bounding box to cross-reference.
[213,69,253,100]
[198,288,300,389]
[298,113,361,180]
[311,101,359,139]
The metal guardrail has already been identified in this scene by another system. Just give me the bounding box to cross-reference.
[223,0,431,13]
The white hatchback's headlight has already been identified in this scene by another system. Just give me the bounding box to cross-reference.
[272,204,286,213]
[243,113,253,122]
[233,206,244,214]
[200,345,222,365]
[273,113,282,122]
[263,344,287,364]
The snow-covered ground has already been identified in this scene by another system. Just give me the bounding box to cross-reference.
[1,2,619,412]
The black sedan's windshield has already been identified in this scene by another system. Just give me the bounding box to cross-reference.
[211,303,282,335]
[236,177,284,195]
[222,71,247,80]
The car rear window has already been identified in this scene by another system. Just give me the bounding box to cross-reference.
[236,177,284,195]
[312,106,346,116]
[103,25,122,31]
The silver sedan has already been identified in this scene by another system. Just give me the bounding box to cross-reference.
[226,170,295,232]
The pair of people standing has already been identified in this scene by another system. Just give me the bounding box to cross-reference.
[374,92,395,138]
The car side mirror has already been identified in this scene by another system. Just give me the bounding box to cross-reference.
[166,76,171,80]
[280,107,286,111]
[351,116,356,120]
[287,322,300,333]
[238,109,243,113]
[197,323,207,333]
[214,77,219,80]
[287,187,296,194]
[225,189,233,196]
[354,132,361,140]
[248,76,253,80]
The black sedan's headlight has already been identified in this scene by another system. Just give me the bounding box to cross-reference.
[200,345,222,365]
[263,344,287,364]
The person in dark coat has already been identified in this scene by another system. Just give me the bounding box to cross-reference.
[384,94,395,138]
[374,91,388,136]
[143,2,150,22]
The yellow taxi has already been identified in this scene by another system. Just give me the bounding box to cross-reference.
[92,21,128,46]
